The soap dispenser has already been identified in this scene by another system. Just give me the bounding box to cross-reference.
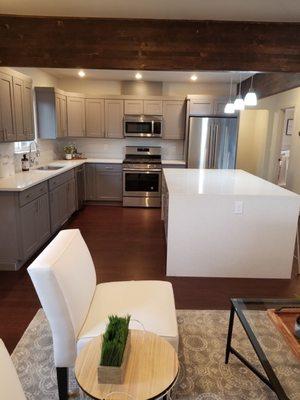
[21,154,29,171]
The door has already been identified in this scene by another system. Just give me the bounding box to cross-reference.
[55,94,67,137]
[144,100,163,115]
[212,118,238,169]
[105,99,124,138]
[50,185,66,232]
[23,81,35,140]
[85,164,96,200]
[20,199,39,259]
[124,100,143,115]
[189,98,213,116]
[67,96,85,137]
[37,193,51,244]
[0,72,15,141]
[13,77,26,141]
[187,117,214,168]
[85,98,105,137]
[123,170,161,197]
[66,179,76,217]
[163,100,185,139]
[95,166,122,201]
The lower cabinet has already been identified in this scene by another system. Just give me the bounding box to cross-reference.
[49,178,76,233]
[85,163,122,202]
[20,193,51,260]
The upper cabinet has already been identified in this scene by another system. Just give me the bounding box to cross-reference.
[188,97,214,116]
[85,98,105,138]
[124,99,163,115]
[124,100,143,115]
[162,100,185,140]
[105,99,124,138]
[55,93,67,138]
[0,68,34,143]
[67,95,85,137]
[0,72,15,141]
[144,100,162,115]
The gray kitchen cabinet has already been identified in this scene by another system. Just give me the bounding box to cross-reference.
[12,76,26,141]
[85,163,122,201]
[67,95,85,137]
[95,164,122,201]
[85,98,105,137]
[124,99,143,115]
[144,100,163,115]
[23,80,35,140]
[104,99,124,138]
[20,193,50,260]
[0,71,15,142]
[49,171,76,232]
[162,100,186,140]
[189,97,214,116]
[36,87,68,139]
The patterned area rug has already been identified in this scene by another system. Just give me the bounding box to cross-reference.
[11,309,300,400]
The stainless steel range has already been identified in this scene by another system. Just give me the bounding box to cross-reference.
[123,146,162,208]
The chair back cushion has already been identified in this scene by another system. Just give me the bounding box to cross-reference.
[0,339,26,400]
[28,229,96,367]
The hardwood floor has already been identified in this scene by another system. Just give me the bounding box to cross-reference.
[0,205,299,353]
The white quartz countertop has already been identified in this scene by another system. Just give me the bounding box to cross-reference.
[0,158,186,191]
[164,169,299,197]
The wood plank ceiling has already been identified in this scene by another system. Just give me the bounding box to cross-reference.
[0,15,300,72]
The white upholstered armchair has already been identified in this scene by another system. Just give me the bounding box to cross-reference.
[28,229,178,400]
[0,339,26,400]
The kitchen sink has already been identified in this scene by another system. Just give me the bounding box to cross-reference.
[36,165,64,171]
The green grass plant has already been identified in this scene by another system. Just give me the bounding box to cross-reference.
[100,315,131,367]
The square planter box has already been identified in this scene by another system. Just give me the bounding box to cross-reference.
[98,331,131,384]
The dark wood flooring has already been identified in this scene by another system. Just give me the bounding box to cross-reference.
[1,205,300,353]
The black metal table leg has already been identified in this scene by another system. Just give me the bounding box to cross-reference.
[225,304,235,364]
[56,367,68,400]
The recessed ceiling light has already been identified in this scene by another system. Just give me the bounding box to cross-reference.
[190,74,198,81]
[135,72,142,80]
[78,70,86,78]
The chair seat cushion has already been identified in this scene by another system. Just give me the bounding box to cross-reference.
[77,280,178,353]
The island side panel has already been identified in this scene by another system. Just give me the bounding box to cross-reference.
[166,194,299,279]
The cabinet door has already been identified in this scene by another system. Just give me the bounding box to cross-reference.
[49,185,66,232]
[85,164,96,200]
[20,199,39,259]
[144,100,163,115]
[67,96,85,137]
[37,193,50,245]
[0,72,15,141]
[124,100,143,115]
[95,166,122,201]
[23,81,35,140]
[189,98,213,116]
[55,94,68,137]
[66,178,76,217]
[163,100,185,140]
[85,98,105,137]
[105,100,124,138]
[13,77,26,141]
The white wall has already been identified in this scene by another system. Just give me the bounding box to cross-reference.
[163,82,232,97]
[253,87,300,194]
[58,78,121,95]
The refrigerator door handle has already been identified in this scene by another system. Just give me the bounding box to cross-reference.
[211,124,217,168]
[208,124,214,168]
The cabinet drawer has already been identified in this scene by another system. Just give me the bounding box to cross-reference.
[49,169,75,191]
[19,181,48,207]
[94,163,122,172]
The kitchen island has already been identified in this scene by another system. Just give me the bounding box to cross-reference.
[162,169,300,279]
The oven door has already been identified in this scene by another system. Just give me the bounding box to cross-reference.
[123,169,161,197]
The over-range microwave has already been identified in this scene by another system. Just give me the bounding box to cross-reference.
[124,115,163,138]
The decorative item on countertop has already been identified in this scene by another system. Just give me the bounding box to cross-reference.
[63,144,76,160]
[21,154,30,171]
[295,316,300,339]
[98,315,131,384]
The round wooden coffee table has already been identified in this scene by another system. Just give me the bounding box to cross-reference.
[75,329,179,400]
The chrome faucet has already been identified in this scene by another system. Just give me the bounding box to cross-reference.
[29,141,40,168]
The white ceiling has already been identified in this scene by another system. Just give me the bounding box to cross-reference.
[0,0,299,21]
[41,69,254,83]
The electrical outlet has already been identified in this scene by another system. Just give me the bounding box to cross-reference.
[233,200,243,215]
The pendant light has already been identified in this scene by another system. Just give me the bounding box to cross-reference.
[244,75,257,106]
[234,74,245,111]
[224,77,235,114]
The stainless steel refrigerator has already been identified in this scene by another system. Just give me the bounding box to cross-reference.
[187,116,238,169]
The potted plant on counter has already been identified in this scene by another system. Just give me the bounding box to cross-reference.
[98,315,131,384]
[63,144,75,160]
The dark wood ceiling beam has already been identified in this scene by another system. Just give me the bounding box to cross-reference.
[241,73,300,99]
[0,15,300,72]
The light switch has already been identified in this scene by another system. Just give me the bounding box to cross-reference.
[233,200,243,215]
